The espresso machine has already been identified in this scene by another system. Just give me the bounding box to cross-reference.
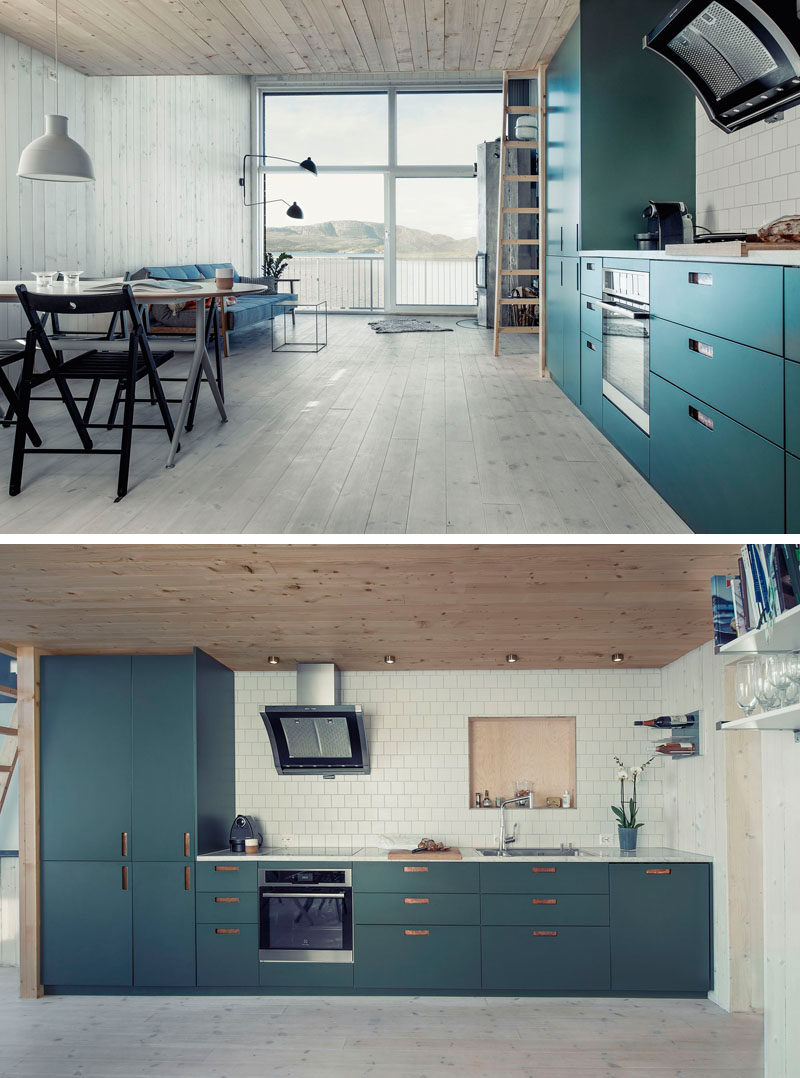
[635,201,694,249]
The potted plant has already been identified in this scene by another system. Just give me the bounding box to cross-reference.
[262,250,293,294]
[611,754,655,851]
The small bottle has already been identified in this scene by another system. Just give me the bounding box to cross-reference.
[635,715,696,729]
[475,792,481,808]
[655,741,696,755]
[482,790,492,807]
[561,789,571,809]
[495,797,502,808]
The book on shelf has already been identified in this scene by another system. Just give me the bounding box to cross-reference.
[711,575,737,647]
[712,545,800,643]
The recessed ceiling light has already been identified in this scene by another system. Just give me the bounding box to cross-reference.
[384,655,396,664]
[611,653,624,664]
[267,656,280,665]
[506,653,519,663]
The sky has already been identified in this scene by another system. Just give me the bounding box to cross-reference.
[262,91,501,239]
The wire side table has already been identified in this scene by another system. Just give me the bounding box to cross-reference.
[271,299,327,353]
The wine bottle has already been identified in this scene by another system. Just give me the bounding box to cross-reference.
[482,790,492,807]
[635,714,696,729]
[654,741,696,755]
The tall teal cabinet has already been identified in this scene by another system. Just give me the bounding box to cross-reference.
[40,650,235,988]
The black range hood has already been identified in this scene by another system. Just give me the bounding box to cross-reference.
[644,1,800,131]
[260,663,370,775]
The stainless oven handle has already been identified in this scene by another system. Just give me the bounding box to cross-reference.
[262,892,346,900]
[595,299,648,319]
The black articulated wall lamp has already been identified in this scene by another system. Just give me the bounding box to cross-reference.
[239,153,318,214]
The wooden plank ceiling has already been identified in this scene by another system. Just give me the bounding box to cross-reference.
[0,0,579,77]
[0,544,738,670]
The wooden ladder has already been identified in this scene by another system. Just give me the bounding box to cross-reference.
[492,66,545,363]
[0,653,18,817]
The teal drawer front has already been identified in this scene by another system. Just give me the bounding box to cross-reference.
[354,862,479,894]
[355,891,479,926]
[604,258,647,272]
[196,923,258,986]
[481,892,609,926]
[259,962,353,988]
[650,373,784,533]
[480,863,608,895]
[580,295,602,340]
[580,334,603,427]
[785,268,800,362]
[650,261,783,354]
[482,926,610,990]
[601,398,650,477]
[786,360,800,457]
[580,257,603,300]
[788,453,800,531]
[650,316,783,445]
[196,861,257,891]
[196,891,258,924]
[354,926,480,989]
[610,864,711,992]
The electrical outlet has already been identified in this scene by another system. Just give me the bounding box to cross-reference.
[598,834,613,847]
[279,834,294,849]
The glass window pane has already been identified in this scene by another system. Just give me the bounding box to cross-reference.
[264,93,388,167]
[397,92,501,165]
[264,173,384,311]
[395,178,475,306]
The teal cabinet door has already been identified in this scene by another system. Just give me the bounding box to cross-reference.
[480,862,608,895]
[260,962,353,988]
[545,19,580,254]
[41,656,132,861]
[580,334,602,427]
[481,892,609,927]
[602,398,650,478]
[196,861,258,891]
[545,256,565,388]
[133,862,196,987]
[354,892,479,926]
[580,259,603,302]
[482,926,610,990]
[41,861,132,986]
[196,923,259,986]
[354,926,480,989]
[786,360,800,458]
[562,257,581,403]
[354,862,479,894]
[785,268,800,362]
[197,891,259,924]
[650,373,784,532]
[788,453,800,531]
[132,655,196,861]
[610,864,711,992]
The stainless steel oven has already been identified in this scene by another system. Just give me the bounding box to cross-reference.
[259,868,353,963]
[599,267,651,434]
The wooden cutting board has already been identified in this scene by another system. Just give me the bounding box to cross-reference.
[387,848,463,860]
[666,240,800,257]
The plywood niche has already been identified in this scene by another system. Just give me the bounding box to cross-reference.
[468,716,576,808]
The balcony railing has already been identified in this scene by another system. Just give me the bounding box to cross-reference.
[281,254,475,310]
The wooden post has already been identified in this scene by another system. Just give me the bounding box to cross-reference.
[538,61,547,380]
[17,646,42,999]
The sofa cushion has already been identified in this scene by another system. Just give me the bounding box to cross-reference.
[196,262,240,282]
[227,293,297,333]
[142,264,204,281]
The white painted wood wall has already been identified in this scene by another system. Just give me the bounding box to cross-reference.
[1,29,251,339]
[0,858,19,967]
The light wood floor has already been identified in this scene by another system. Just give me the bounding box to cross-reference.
[0,316,690,535]
[0,967,763,1077]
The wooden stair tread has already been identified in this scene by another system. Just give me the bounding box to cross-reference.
[0,684,17,698]
[500,298,541,305]
[501,207,539,213]
[0,726,18,737]
[500,269,540,275]
[498,326,540,333]
[501,238,540,245]
[505,174,539,181]
[503,139,539,149]
[505,105,539,113]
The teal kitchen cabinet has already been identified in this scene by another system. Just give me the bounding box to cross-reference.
[196,890,259,924]
[482,926,610,990]
[545,256,580,402]
[196,923,259,987]
[601,398,650,479]
[354,861,479,894]
[480,862,608,894]
[580,257,603,300]
[196,860,259,891]
[481,892,609,927]
[579,334,602,427]
[41,861,132,986]
[260,962,353,989]
[785,359,800,459]
[650,373,784,532]
[610,864,711,992]
[650,316,784,446]
[355,891,480,926]
[545,256,565,387]
[354,926,481,990]
[133,862,196,987]
[40,656,132,861]
[788,453,800,532]
[545,0,694,255]
[785,267,800,361]
[650,261,782,356]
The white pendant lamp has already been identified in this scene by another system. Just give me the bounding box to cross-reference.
[17,0,94,182]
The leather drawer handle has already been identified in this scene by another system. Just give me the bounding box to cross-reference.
[688,271,713,286]
[215,896,240,903]
[184,866,191,891]
[214,865,239,872]
[404,897,429,904]
[689,338,713,358]
[586,262,596,270]
[184,832,191,857]
[121,865,128,891]
[646,868,671,875]
[532,898,557,905]
[215,928,240,935]
[532,867,556,873]
[121,832,128,857]
[585,339,597,350]
[404,866,428,873]
[533,930,558,937]
[688,405,713,431]
[404,929,430,936]
[586,301,596,311]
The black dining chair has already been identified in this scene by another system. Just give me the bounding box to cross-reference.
[0,344,42,446]
[11,284,177,502]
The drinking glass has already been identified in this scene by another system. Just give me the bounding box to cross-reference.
[734,657,759,717]
[754,655,781,711]
[769,653,799,707]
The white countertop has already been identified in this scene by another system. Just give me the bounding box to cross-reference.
[197,846,711,864]
[582,248,800,266]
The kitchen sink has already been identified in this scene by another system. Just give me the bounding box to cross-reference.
[477,846,582,857]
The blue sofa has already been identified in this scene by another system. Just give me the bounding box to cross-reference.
[131,262,297,342]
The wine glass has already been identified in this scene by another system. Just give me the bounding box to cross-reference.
[769,653,799,707]
[754,654,781,711]
[734,657,759,717]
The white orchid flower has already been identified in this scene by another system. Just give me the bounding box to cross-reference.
[631,766,642,777]
[616,769,628,780]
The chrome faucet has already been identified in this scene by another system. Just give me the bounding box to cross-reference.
[498,791,534,855]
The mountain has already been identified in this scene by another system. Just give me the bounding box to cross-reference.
[264,219,476,258]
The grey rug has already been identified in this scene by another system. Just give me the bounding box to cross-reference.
[368,318,453,334]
